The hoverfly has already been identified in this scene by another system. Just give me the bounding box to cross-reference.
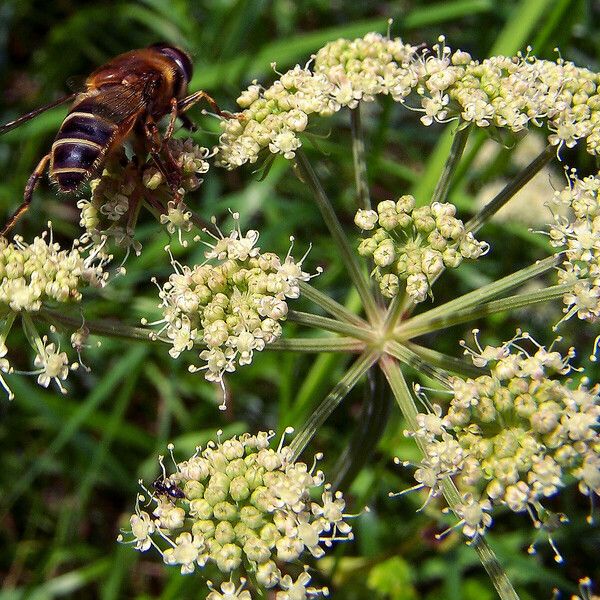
[0,43,236,234]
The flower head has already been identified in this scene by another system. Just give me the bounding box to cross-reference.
[402,331,599,538]
[356,197,488,302]
[218,33,600,169]
[147,215,314,392]
[549,170,600,323]
[120,431,351,598]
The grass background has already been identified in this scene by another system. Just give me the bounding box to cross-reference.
[0,0,599,598]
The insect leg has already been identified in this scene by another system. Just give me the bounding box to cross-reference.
[178,114,197,132]
[164,98,179,141]
[177,91,242,120]
[143,116,182,201]
[1,154,51,235]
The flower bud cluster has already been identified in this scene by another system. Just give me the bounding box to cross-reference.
[148,217,313,387]
[0,229,108,398]
[405,332,599,538]
[143,138,212,194]
[415,38,600,154]
[120,431,352,598]
[549,170,600,323]
[355,197,488,302]
[218,33,418,167]
[78,160,143,257]
[0,230,107,313]
[218,33,600,168]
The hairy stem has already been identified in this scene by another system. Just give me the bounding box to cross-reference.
[299,281,367,327]
[38,309,153,342]
[288,310,374,341]
[294,150,380,324]
[39,309,366,353]
[396,255,561,339]
[269,337,365,353]
[397,283,573,339]
[384,340,452,387]
[402,341,483,379]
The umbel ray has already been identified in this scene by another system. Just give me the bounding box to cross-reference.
[0,43,238,235]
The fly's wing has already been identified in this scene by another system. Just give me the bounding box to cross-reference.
[0,94,76,135]
[72,74,161,139]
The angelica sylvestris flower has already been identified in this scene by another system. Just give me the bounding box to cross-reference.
[218,34,418,168]
[146,214,315,391]
[549,170,600,323]
[0,228,108,398]
[355,197,488,302]
[119,430,351,598]
[218,33,600,168]
[401,331,599,540]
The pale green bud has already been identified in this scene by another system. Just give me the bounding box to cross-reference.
[189,498,214,520]
[183,480,205,500]
[192,519,215,539]
[214,521,236,544]
[373,240,396,267]
[212,501,238,521]
[216,543,242,572]
[229,476,251,501]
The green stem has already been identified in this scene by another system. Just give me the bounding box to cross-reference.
[269,337,365,353]
[287,310,373,341]
[383,294,405,332]
[402,341,483,379]
[379,356,520,600]
[396,255,560,339]
[38,309,153,342]
[385,340,451,387]
[299,281,367,327]
[332,367,392,491]
[397,283,572,339]
[289,349,381,460]
[39,308,366,353]
[294,149,380,324]
[466,144,555,235]
[430,123,472,205]
[350,106,371,210]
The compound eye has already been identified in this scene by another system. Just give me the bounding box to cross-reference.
[151,43,194,84]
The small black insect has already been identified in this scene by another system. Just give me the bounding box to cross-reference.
[153,476,185,499]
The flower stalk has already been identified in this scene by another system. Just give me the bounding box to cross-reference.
[379,355,521,600]
[294,149,381,324]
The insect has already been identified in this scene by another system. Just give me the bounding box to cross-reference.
[152,476,185,500]
[0,43,237,235]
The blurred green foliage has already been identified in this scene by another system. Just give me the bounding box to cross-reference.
[0,0,599,598]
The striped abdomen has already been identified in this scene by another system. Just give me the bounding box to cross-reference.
[50,102,118,192]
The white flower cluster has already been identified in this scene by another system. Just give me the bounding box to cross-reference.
[404,332,599,539]
[0,230,107,313]
[148,216,312,388]
[0,230,108,398]
[79,139,212,255]
[549,170,600,323]
[414,38,600,155]
[355,196,488,302]
[218,33,418,167]
[218,33,600,168]
[120,431,353,599]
